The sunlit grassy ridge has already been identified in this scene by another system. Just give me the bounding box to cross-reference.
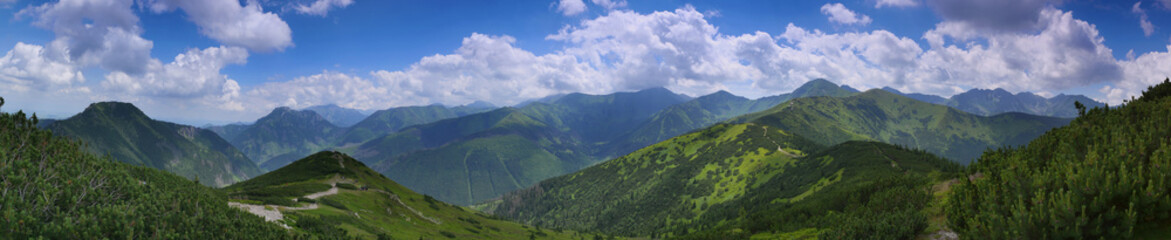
[739,89,1071,163]
[228,151,608,239]
[491,121,962,238]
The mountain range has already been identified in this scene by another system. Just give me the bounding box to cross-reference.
[304,104,369,127]
[736,89,1071,163]
[883,87,1105,118]
[8,79,1169,239]
[45,102,263,186]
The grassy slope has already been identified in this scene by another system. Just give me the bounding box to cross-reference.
[356,108,593,205]
[0,100,292,239]
[491,121,961,238]
[608,79,857,158]
[946,79,1171,239]
[46,102,263,187]
[338,105,461,145]
[739,89,1071,164]
[227,151,606,239]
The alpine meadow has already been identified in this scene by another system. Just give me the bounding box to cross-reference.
[3,0,1171,239]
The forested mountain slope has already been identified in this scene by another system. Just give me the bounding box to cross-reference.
[46,102,263,187]
[354,108,593,205]
[947,78,1171,239]
[0,98,291,239]
[490,122,962,239]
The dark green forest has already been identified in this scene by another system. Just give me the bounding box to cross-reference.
[0,98,292,239]
[947,78,1171,239]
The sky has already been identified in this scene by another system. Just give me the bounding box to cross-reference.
[1,0,1170,125]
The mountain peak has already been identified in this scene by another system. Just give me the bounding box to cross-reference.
[79,101,148,120]
[790,78,855,98]
[228,151,374,190]
[881,86,903,94]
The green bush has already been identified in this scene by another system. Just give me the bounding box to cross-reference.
[336,183,358,190]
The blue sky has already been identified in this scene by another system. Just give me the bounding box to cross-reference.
[1,0,1170,125]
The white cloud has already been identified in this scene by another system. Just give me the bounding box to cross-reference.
[876,0,918,8]
[146,0,293,52]
[590,0,627,10]
[18,0,154,74]
[243,71,388,110]
[556,0,587,16]
[926,0,1055,34]
[1133,1,1155,37]
[103,46,248,100]
[1113,45,1171,102]
[293,0,354,17]
[921,7,1121,93]
[0,42,85,91]
[820,3,872,25]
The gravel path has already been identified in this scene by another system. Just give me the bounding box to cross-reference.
[228,176,345,227]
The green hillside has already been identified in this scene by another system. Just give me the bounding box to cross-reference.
[339,104,491,145]
[350,88,690,206]
[0,98,292,239]
[946,79,1171,239]
[231,107,342,171]
[205,123,249,142]
[490,122,962,238]
[225,151,602,239]
[46,102,263,187]
[738,89,1071,163]
[355,108,593,205]
[608,79,857,157]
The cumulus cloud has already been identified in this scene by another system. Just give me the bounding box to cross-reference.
[877,0,918,8]
[926,0,1055,34]
[590,0,627,10]
[1133,1,1156,37]
[103,46,248,100]
[243,71,387,110]
[18,0,154,74]
[293,0,354,17]
[556,0,587,16]
[0,42,85,91]
[923,7,1121,92]
[242,33,606,109]
[821,3,872,25]
[145,0,293,52]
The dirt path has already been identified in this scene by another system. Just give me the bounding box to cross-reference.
[229,175,345,226]
[762,126,800,158]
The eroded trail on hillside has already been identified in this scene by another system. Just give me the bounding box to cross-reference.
[228,175,345,227]
[228,173,444,228]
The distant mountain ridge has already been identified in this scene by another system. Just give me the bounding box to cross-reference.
[304,104,368,127]
[46,102,263,186]
[882,87,1104,118]
[736,89,1071,163]
[231,107,342,171]
[353,88,692,205]
[606,79,858,157]
[490,122,962,238]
